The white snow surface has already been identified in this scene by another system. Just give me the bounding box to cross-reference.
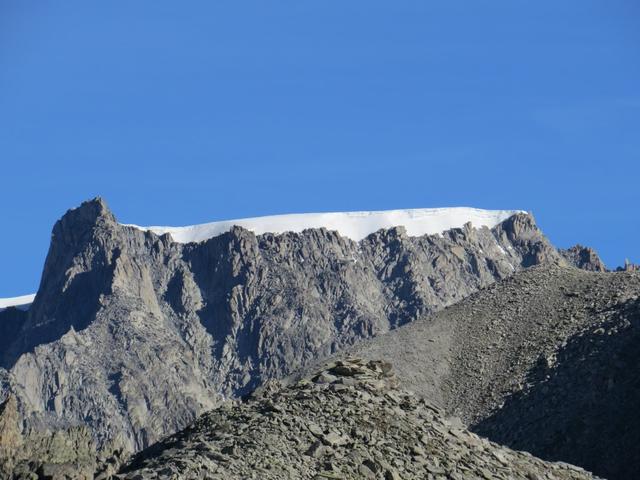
[126,207,526,244]
[0,294,36,312]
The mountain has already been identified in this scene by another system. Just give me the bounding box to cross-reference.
[118,358,598,480]
[325,264,640,479]
[0,198,569,454]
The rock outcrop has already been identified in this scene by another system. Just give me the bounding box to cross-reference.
[617,258,639,272]
[119,359,598,480]
[0,396,22,477]
[1,198,566,453]
[560,245,607,271]
[0,394,115,479]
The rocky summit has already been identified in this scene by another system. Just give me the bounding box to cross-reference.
[118,358,598,480]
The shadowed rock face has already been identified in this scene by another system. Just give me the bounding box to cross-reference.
[0,308,26,359]
[1,198,564,452]
[474,295,640,480]
[118,359,598,480]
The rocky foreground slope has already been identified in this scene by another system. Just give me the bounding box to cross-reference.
[0,198,568,452]
[118,359,597,480]
[325,265,640,480]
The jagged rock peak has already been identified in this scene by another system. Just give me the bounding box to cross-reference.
[69,196,113,218]
[560,244,607,271]
[498,211,540,238]
[119,358,597,479]
[0,197,122,367]
[44,196,119,258]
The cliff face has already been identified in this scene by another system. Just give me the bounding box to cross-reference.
[1,198,564,452]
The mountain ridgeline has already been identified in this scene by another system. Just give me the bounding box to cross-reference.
[0,198,582,455]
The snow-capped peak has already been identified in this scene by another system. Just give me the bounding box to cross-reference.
[125,207,525,244]
[0,293,36,312]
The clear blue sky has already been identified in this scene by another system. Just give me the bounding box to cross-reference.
[1,1,639,296]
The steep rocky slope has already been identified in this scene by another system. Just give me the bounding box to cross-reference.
[328,265,640,479]
[118,359,598,480]
[0,198,565,453]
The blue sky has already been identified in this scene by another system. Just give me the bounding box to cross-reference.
[1,1,639,296]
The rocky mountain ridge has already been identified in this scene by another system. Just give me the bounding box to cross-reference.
[0,198,572,454]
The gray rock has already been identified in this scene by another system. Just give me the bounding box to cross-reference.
[117,359,599,480]
[0,394,109,479]
[560,244,607,271]
[309,264,640,480]
[2,198,565,454]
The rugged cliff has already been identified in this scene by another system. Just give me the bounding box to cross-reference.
[1,198,566,453]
